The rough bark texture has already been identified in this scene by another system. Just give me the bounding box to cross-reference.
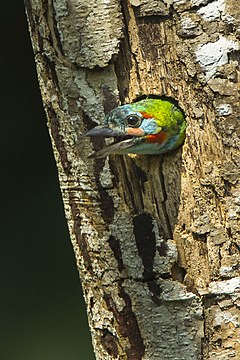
[25,0,240,359]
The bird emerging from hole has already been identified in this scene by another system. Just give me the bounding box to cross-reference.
[83,98,186,159]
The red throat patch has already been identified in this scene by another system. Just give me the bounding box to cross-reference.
[146,131,168,144]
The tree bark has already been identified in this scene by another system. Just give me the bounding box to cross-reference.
[25,0,240,359]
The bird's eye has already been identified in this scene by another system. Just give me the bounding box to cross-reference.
[125,115,142,128]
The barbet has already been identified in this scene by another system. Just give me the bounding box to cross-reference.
[84,98,186,159]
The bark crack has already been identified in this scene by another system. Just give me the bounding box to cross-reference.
[103,287,145,360]
[44,0,75,68]
[159,157,173,240]
[120,0,142,91]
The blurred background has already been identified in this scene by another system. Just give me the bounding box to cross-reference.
[0,2,94,359]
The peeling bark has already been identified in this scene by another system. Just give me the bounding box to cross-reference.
[25,0,240,359]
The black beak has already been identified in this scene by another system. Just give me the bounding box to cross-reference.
[82,125,137,159]
[82,125,123,138]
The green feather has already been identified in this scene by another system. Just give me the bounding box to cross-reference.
[130,98,186,148]
[131,99,184,129]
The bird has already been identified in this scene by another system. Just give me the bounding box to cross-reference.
[83,98,186,159]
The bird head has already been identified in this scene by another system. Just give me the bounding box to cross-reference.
[83,99,186,159]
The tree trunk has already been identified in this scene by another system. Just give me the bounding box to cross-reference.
[25,0,240,359]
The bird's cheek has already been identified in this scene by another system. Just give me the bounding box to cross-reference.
[146,131,168,144]
[126,127,145,136]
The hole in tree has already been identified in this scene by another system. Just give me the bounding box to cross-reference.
[132,94,185,115]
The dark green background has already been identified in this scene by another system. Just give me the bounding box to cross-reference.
[1,2,94,359]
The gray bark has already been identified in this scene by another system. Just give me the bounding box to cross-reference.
[25,0,240,359]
